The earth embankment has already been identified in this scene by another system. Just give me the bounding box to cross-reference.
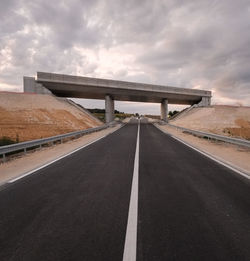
[170,105,250,140]
[0,92,102,142]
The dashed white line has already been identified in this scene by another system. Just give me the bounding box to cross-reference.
[123,120,140,261]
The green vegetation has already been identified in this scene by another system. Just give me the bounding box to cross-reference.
[93,112,105,122]
[88,108,125,114]
[0,136,17,146]
[92,112,135,122]
[88,108,134,122]
[115,113,134,120]
[145,114,160,120]
[168,110,179,117]
[88,107,180,121]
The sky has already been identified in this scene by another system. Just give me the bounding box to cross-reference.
[0,0,250,114]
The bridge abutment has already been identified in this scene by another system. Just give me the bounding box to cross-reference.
[105,95,114,123]
[23,76,52,95]
[199,96,211,107]
[161,99,168,122]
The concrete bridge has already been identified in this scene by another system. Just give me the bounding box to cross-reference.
[24,72,212,123]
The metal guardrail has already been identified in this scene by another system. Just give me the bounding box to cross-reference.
[159,122,250,149]
[0,123,113,162]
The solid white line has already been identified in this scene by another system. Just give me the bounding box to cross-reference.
[154,124,250,180]
[171,136,250,180]
[8,125,124,184]
[123,120,140,261]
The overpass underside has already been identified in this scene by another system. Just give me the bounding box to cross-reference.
[23,72,212,123]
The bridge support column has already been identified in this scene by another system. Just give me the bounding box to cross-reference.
[105,95,114,123]
[161,99,168,122]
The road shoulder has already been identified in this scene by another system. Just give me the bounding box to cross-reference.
[155,123,250,177]
[0,124,122,185]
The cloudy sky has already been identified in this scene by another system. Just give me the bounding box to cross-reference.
[1,0,250,114]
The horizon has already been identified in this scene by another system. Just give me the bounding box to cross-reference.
[0,1,249,113]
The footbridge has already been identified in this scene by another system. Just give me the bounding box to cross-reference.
[24,72,211,123]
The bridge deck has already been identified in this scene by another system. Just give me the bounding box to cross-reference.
[36,72,211,105]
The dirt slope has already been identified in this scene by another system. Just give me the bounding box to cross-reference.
[0,92,102,142]
[170,105,250,140]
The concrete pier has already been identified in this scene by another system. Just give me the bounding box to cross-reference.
[161,99,168,122]
[105,95,114,123]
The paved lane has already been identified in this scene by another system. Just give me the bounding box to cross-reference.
[137,122,250,261]
[0,121,138,261]
[1,120,250,261]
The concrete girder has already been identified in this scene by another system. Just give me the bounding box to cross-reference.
[34,72,212,105]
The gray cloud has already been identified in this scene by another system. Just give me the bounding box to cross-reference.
[24,0,102,49]
[0,0,250,113]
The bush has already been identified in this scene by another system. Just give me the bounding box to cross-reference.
[169,110,179,117]
[0,136,17,146]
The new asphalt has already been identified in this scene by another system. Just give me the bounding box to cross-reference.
[0,119,250,260]
[137,120,250,261]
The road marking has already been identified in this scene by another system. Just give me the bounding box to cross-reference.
[154,124,250,180]
[123,120,140,261]
[8,125,124,184]
[172,136,250,180]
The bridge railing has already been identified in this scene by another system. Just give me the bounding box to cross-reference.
[0,123,114,162]
[158,122,250,149]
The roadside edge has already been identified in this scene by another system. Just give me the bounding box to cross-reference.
[154,123,250,180]
[0,123,125,187]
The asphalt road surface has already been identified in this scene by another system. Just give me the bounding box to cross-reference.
[0,119,250,261]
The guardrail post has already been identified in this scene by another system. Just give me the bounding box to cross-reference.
[0,124,115,161]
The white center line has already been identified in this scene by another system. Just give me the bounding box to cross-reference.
[123,120,140,261]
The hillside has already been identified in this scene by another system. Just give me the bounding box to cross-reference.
[170,105,250,140]
[0,92,102,142]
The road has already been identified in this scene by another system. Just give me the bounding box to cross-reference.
[0,119,250,260]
